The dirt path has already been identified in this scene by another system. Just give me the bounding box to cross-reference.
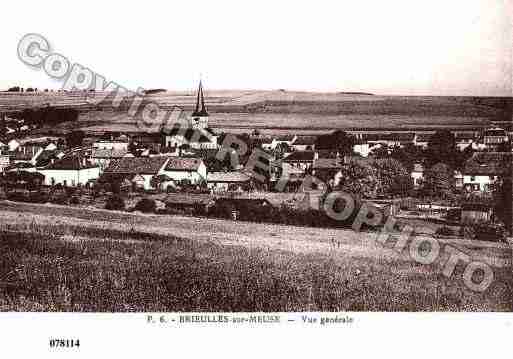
[0,201,510,268]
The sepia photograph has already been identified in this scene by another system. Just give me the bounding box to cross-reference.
[0,0,511,357]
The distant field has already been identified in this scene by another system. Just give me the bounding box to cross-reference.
[1,91,511,134]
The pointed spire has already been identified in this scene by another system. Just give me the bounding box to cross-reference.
[192,80,208,117]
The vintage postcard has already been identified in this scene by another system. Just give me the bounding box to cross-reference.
[0,0,511,357]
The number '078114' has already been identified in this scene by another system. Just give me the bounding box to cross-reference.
[49,339,80,348]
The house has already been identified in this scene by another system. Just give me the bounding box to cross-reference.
[0,155,11,172]
[162,127,218,150]
[93,138,129,152]
[414,133,431,149]
[207,171,251,192]
[291,136,316,151]
[9,145,44,166]
[282,151,317,171]
[38,156,101,187]
[8,139,20,151]
[91,148,130,172]
[35,149,65,167]
[160,157,207,186]
[482,127,509,151]
[455,133,478,151]
[262,135,297,151]
[411,163,424,188]
[462,152,512,192]
[364,133,415,148]
[312,157,345,187]
[353,141,373,157]
[461,203,493,224]
[103,157,169,191]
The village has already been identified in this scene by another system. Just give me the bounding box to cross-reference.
[0,82,512,241]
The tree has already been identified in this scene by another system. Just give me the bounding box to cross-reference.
[422,163,455,200]
[315,130,355,155]
[369,144,392,159]
[105,195,125,211]
[424,130,457,169]
[390,143,420,173]
[493,176,512,235]
[335,160,378,198]
[66,130,85,148]
[372,158,413,197]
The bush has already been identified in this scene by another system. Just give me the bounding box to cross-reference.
[460,222,506,242]
[69,196,81,205]
[105,195,125,211]
[435,226,454,237]
[134,198,156,213]
[50,193,69,205]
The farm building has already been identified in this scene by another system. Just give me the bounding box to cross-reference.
[0,155,10,172]
[103,157,169,191]
[463,152,512,192]
[282,151,317,171]
[291,136,316,151]
[38,156,101,187]
[91,148,130,172]
[312,157,345,186]
[207,171,251,192]
[160,157,207,185]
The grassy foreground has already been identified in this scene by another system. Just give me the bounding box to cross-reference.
[0,220,511,312]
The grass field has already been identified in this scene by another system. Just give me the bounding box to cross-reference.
[0,201,511,312]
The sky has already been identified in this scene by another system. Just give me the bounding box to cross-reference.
[1,0,511,96]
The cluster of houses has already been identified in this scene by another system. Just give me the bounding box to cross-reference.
[1,82,512,199]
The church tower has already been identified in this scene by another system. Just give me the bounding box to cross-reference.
[191,80,209,130]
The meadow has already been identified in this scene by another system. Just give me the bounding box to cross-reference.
[0,202,511,312]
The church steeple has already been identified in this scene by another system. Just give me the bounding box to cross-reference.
[192,80,209,117]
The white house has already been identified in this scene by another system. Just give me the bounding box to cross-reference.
[462,152,511,192]
[0,155,10,172]
[411,163,424,188]
[38,157,101,187]
[160,157,207,185]
[207,171,251,192]
[93,139,129,152]
[8,139,20,151]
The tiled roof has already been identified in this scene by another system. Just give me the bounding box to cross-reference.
[283,151,315,162]
[35,149,61,166]
[92,148,128,158]
[313,158,343,170]
[293,136,317,146]
[43,156,98,171]
[105,157,168,175]
[207,172,251,183]
[164,157,203,171]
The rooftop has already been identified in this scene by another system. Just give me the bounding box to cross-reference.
[283,151,316,162]
[105,157,168,175]
[207,171,251,183]
[164,157,203,171]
